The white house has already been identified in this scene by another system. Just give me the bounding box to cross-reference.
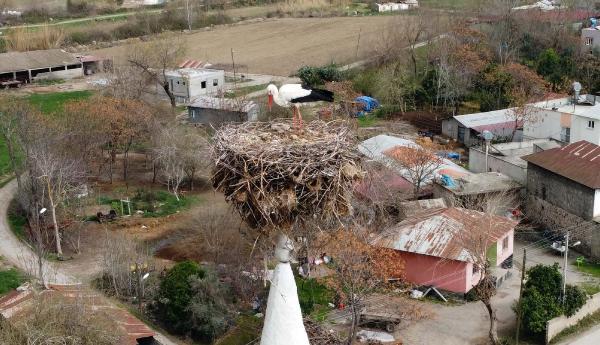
[523,95,600,145]
[165,68,224,103]
[372,1,418,12]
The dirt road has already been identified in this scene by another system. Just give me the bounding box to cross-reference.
[0,179,180,345]
[90,16,402,76]
[0,180,75,285]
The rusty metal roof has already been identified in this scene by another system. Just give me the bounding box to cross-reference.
[373,208,516,262]
[522,141,600,189]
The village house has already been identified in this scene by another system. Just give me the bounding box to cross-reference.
[187,96,258,125]
[373,207,516,294]
[523,95,600,145]
[468,139,561,184]
[442,108,523,147]
[581,23,600,53]
[0,49,83,87]
[165,68,225,103]
[372,0,418,12]
[522,140,600,258]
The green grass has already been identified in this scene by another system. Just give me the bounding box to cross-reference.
[357,114,379,127]
[581,282,600,296]
[27,90,93,115]
[296,277,334,317]
[549,309,600,344]
[576,260,600,278]
[225,83,268,98]
[215,314,262,345]
[0,268,23,295]
[419,0,481,10]
[0,137,12,177]
[97,189,199,218]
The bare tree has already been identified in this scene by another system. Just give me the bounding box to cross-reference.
[386,145,443,198]
[128,38,185,108]
[0,96,33,190]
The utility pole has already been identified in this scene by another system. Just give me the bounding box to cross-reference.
[231,48,237,87]
[563,231,569,305]
[515,248,526,345]
[136,262,143,311]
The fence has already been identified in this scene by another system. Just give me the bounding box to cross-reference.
[546,292,600,344]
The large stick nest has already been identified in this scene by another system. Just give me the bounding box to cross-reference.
[211,120,363,231]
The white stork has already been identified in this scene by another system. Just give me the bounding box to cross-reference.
[266,84,334,129]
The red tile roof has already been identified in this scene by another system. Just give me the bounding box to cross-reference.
[522,141,600,189]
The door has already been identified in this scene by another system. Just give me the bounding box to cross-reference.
[457,125,465,143]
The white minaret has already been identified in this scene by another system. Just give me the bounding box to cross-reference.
[260,234,310,345]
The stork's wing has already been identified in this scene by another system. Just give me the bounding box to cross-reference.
[279,84,312,102]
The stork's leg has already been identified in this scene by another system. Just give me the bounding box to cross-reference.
[297,106,304,130]
[291,106,297,129]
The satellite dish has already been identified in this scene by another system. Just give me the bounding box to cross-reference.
[482,130,494,141]
[39,208,47,215]
[573,82,582,93]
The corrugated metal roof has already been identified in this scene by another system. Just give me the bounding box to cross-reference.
[354,164,413,202]
[453,108,521,132]
[0,49,80,74]
[522,140,600,189]
[358,135,470,182]
[188,96,257,113]
[178,59,211,69]
[373,208,516,262]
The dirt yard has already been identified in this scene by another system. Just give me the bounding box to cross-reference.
[89,15,404,76]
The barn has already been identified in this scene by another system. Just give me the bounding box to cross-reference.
[0,49,83,86]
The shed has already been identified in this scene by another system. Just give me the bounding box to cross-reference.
[165,68,225,103]
[0,49,83,84]
[187,96,259,125]
[442,109,522,146]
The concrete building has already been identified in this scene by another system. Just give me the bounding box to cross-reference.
[165,68,224,103]
[582,27,600,54]
[0,49,82,85]
[523,95,600,145]
[187,96,259,125]
[433,172,522,213]
[468,139,562,184]
[373,207,516,294]
[522,140,600,258]
[442,108,523,147]
[372,1,418,12]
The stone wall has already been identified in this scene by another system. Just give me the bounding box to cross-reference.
[525,195,600,258]
[546,293,600,344]
[527,163,596,220]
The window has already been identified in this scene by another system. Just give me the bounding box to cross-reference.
[586,37,593,46]
[201,81,206,89]
[502,237,509,251]
[588,120,595,129]
[213,79,219,86]
[182,81,186,86]
[176,81,180,85]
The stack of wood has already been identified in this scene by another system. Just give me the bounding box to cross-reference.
[304,318,344,345]
[211,120,363,230]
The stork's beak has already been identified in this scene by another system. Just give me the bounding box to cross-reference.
[267,94,273,111]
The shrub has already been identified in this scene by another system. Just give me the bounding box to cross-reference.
[297,64,343,87]
[187,269,232,341]
[155,261,204,334]
[68,30,113,45]
[564,285,587,317]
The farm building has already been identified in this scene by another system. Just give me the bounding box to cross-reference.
[522,141,600,258]
[0,49,82,87]
[372,1,418,12]
[442,109,522,147]
[165,68,225,103]
[187,96,258,125]
[373,207,516,294]
[75,55,112,75]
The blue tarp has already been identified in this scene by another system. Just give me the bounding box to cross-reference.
[355,96,380,115]
[440,174,456,188]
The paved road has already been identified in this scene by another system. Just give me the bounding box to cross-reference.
[557,324,600,345]
[0,179,180,345]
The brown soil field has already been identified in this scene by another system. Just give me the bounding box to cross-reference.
[90,15,405,76]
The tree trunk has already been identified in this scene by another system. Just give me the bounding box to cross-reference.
[152,161,158,184]
[162,83,177,108]
[347,302,359,345]
[483,300,499,345]
[50,204,62,257]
